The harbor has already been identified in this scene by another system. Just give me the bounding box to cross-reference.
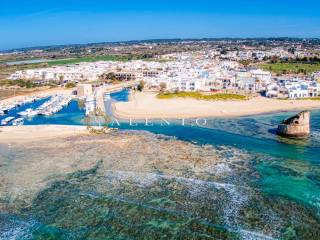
[0,88,130,126]
[0,94,74,126]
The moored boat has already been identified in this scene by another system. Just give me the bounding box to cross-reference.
[1,117,15,126]
[18,108,39,118]
[12,118,24,126]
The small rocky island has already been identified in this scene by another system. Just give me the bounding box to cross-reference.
[277,111,310,138]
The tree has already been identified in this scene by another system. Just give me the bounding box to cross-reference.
[270,56,279,63]
[99,72,117,82]
[137,80,145,92]
[288,47,295,55]
[220,49,227,55]
[65,82,76,88]
[159,82,167,92]
[58,75,64,85]
[240,60,250,67]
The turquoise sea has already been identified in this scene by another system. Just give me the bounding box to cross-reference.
[0,90,319,239]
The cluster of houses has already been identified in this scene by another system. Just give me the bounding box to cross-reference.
[266,78,319,99]
[9,51,320,99]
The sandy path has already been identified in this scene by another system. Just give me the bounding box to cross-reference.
[113,92,320,119]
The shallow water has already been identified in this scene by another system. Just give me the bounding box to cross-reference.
[0,91,319,239]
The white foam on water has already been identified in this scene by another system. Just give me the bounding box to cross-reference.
[0,217,36,240]
[103,170,239,190]
[239,229,276,240]
[100,170,277,239]
[311,130,320,141]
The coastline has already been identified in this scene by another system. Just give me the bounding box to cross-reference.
[0,125,87,143]
[113,92,320,120]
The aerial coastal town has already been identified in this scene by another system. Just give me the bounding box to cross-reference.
[1,38,320,123]
[2,0,320,239]
[4,39,320,99]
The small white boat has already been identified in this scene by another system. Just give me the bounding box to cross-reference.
[18,108,32,116]
[0,107,10,114]
[1,117,15,126]
[18,108,38,118]
[12,118,24,126]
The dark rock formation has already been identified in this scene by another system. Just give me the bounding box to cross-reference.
[277,111,310,138]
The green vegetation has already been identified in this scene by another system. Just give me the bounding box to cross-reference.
[239,60,252,67]
[137,80,145,91]
[65,82,76,88]
[46,55,141,66]
[0,55,166,82]
[0,62,47,81]
[157,92,248,101]
[143,58,171,63]
[99,72,118,82]
[302,97,320,100]
[45,55,169,66]
[0,79,37,88]
[259,62,320,75]
[159,82,167,92]
[277,97,320,101]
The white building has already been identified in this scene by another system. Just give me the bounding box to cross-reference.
[77,84,93,98]
[266,79,319,99]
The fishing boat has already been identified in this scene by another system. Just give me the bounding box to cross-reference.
[1,117,15,126]
[12,118,24,126]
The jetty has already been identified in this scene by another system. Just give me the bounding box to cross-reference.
[277,111,310,138]
[95,81,137,115]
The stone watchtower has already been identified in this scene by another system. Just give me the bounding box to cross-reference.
[277,111,310,138]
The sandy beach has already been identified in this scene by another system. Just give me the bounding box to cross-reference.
[113,92,320,119]
[0,125,87,143]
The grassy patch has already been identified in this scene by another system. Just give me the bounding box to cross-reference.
[0,79,37,88]
[157,92,248,101]
[259,62,320,74]
[65,82,76,88]
[46,55,138,66]
[302,97,320,100]
[276,97,320,101]
[0,55,157,81]
[45,56,168,66]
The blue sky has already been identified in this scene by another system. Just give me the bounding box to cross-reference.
[0,0,319,50]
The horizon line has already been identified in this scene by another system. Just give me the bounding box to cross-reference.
[2,36,320,53]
